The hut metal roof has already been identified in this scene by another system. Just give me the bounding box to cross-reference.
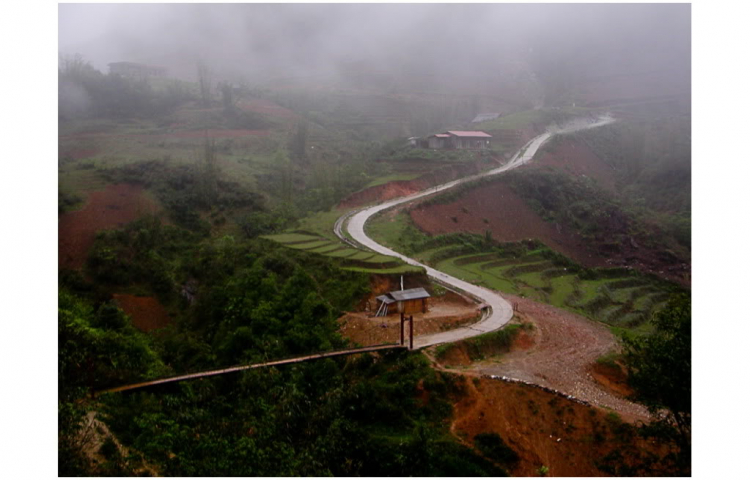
[389,287,431,301]
[446,130,492,138]
[376,295,395,304]
[472,113,501,123]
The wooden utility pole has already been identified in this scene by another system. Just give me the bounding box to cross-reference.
[409,315,414,350]
[400,313,405,346]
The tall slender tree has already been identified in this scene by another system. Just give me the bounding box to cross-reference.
[197,61,213,107]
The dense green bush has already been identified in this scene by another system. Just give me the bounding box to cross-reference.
[99,158,267,232]
[622,294,691,474]
[436,324,528,363]
[86,216,195,299]
[58,190,84,214]
[96,349,505,476]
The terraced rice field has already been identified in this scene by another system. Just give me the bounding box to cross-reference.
[413,242,670,330]
[262,231,423,274]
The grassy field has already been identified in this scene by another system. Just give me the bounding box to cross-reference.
[474,106,596,131]
[367,211,678,332]
[364,173,422,189]
[262,229,422,275]
[295,208,349,241]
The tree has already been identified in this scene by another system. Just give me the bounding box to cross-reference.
[197,61,213,107]
[200,136,219,206]
[274,149,294,205]
[288,120,309,163]
[219,81,238,114]
[622,294,691,469]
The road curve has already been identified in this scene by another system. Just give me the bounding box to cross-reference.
[340,115,616,349]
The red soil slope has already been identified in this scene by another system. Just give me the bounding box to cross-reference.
[410,139,618,268]
[451,377,674,476]
[112,294,172,332]
[58,184,160,270]
[238,97,300,120]
[58,147,101,160]
[59,129,270,141]
[411,181,606,268]
[339,159,500,209]
[410,175,689,284]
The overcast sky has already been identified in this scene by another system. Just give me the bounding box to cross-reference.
[59,3,690,87]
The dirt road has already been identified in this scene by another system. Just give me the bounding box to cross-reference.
[465,294,650,422]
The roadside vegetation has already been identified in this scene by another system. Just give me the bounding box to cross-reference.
[471,106,595,131]
[434,323,532,365]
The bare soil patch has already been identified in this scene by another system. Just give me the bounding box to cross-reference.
[238,97,300,120]
[338,159,500,209]
[411,181,606,268]
[410,179,690,284]
[339,290,481,347]
[449,376,672,476]
[589,362,635,399]
[112,294,172,332]
[59,129,271,141]
[447,293,650,423]
[340,181,422,209]
[58,184,161,270]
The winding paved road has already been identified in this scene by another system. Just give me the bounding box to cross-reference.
[338,115,615,349]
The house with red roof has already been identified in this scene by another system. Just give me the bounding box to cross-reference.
[426,130,492,150]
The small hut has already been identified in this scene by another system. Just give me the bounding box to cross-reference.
[108,61,167,79]
[427,133,451,149]
[445,131,492,150]
[374,287,431,317]
[425,131,492,150]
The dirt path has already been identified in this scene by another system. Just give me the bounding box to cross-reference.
[451,294,650,423]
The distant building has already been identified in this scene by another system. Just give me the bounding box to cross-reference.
[471,113,501,123]
[374,287,431,316]
[108,62,167,79]
[427,133,451,149]
[426,130,492,150]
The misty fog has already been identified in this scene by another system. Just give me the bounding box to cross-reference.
[59,3,690,98]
